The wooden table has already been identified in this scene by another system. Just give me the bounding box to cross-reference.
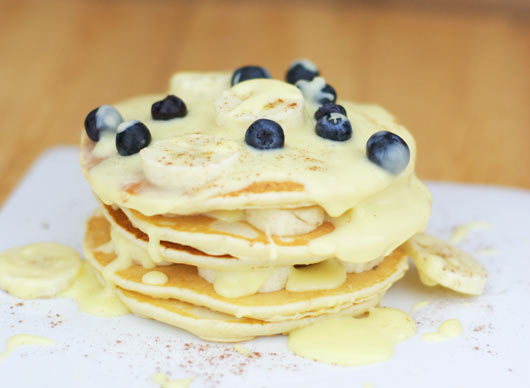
[1,0,529,205]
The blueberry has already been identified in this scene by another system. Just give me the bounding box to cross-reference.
[84,105,123,141]
[314,103,347,121]
[231,66,271,86]
[296,77,337,105]
[151,95,187,120]
[319,84,337,105]
[366,131,410,174]
[286,59,319,84]
[116,120,152,156]
[245,119,285,150]
[315,113,352,142]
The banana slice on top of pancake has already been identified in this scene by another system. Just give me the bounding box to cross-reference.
[215,78,305,129]
[245,207,325,236]
[0,243,82,299]
[169,72,231,100]
[407,233,487,295]
[140,133,241,190]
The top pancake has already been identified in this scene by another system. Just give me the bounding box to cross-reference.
[80,72,418,217]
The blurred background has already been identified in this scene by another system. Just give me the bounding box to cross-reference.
[0,0,529,204]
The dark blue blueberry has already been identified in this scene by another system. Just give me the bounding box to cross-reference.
[84,105,123,141]
[245,119,285,150]
[366,131,410,174]
[231,66,271,86]
[116,120,152,156]
[315,113,352,142]
[151,95,187,120]
[319,84,337,105]
[296,77,337,105]
[286,59,319,84]
[314,103,347,121]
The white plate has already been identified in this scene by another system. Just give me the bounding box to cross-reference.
[1,147,529,388]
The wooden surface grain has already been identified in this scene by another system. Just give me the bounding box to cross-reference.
[0,0,529,205]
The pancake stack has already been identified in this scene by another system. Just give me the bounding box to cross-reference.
[79,64,432,341]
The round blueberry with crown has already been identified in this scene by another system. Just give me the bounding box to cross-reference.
[296,77,336,105]
[314,103,347,121]
[366,131,410,174]
[245,119,285,150]
[231,66,271,86]
[84,105,123,142]
[116,120,152,156]
[316,113,352,142]
[152,95,187,120]
[286,59,319,84]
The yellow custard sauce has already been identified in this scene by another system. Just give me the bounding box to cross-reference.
[152,372,194,388]
[450,221,492,244]
[412,300,431,313]
[59,262,129,317]
[142,270,169,285]
[212,267,273,298]
[288,307,416,366]
[0,334,55,361]
[421,319,463,343]
[286,259,346,292]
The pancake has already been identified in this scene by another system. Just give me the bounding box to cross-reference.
[101,203,334,267]
[84,212,409,322]
[116,288,383,342]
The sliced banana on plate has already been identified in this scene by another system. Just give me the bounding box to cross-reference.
[0,243,82,299]
[407,233,487,295]
[245,206,325,236]
[169,72,231,99]
[215,78,305,129]
[141,133,240,190]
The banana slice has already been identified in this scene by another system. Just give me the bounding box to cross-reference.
[245,206,325,236]
[0,243,82,299]
[169,72,231,99]
[215,78,305,129]
[339,256,384,274]
[407,233,487,295]
[140,134,240,190]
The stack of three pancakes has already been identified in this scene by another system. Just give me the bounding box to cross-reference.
[80,72,431,341]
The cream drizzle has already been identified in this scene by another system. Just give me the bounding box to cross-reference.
[152,373,194,388]
[142,271,168,285]
[412,300,431,313]
[421,319,463,342]
[450,221,492,244]
[111,226,157,269]
[59,263,129,317]
[212,267,273,298]
[286,259,346,292]
[288,307,416,366]
[0,334,55,361]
